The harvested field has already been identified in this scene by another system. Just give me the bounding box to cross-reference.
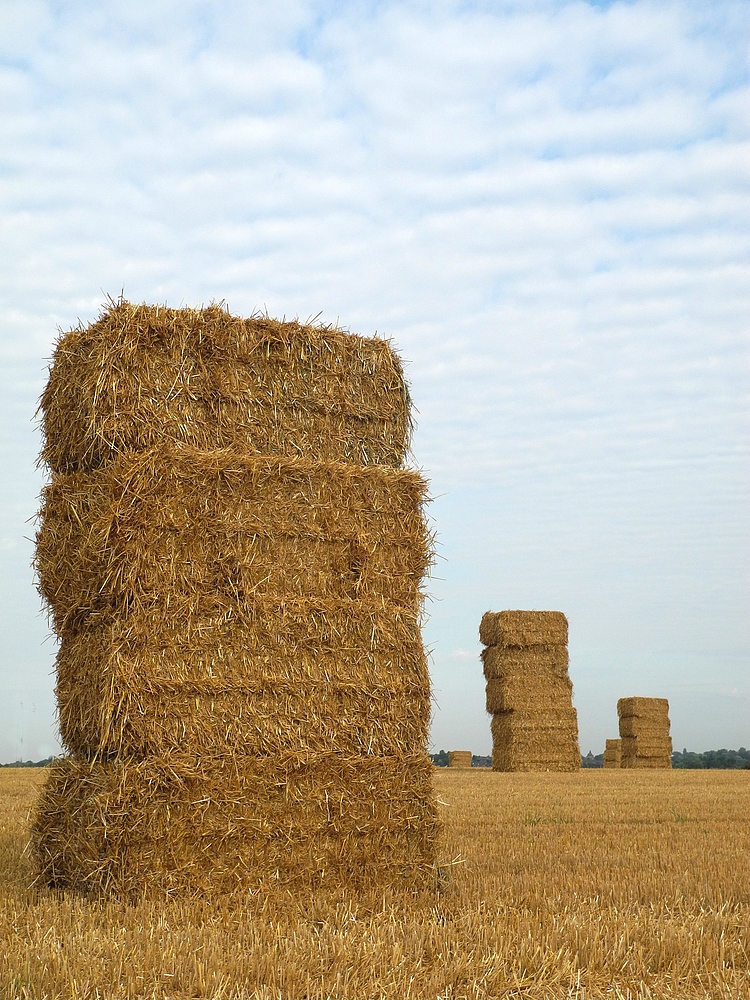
[3,767,750,999]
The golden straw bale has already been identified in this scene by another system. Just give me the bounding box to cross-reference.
[620,736,673,757]
[54,598,430,758]
[448,751,473,769]
[617,697,670,719]
[485,674,573,714]
[32,752,439,898]
[39,300,412,472]
[55,595,427,686]
[621,735,672,757]
[55,628,429,759]
[618,717,672,738]
[481,645,570,680]
[603,738,622,768]
[490,712,580,773]
[621,756,673,770]
[491,707,578,732]
[617,698,671,769]
[36,447,431,636]
[479,610,567,649]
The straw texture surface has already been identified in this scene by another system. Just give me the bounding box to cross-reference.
[479,610,568,649]
[33,753,436,897]
[39,301,412,472]
[32,300,438,897]
[617,697,672,770]
[480,610,578,772]
[36,447,430,635]
[54,601,429,759]
[603,738,622,769]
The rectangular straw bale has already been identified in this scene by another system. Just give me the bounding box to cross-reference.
[485,674,573,714]
[620,735,673,757]
[490,712,579,772]
[490,708,578,747]
[36,447,431,635]
[617,697,670,719]
[492,737,580,773]
[448,751,473,769]
[32,752,439,898]
[621,755,673,769]
[481,645,570,680]
[54,597,430,757]
[55,617,430,758]
[56,595,427,686]
[618,716,672,738]
[492,750,580,773]
[479,610,568,649]
[603,738,622,768]
[39,301,412,472]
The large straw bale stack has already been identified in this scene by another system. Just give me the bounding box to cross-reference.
[603,738,622,768]
[617,697,672,769]
[448,751,472,769]
[480,611,579,772]
[32,300,438,897]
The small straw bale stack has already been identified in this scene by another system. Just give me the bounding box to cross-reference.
[480,611,579,772]
[32,300,438,897]
[617,697,672,769]
[603,738,622,769]
[448,751,473,769]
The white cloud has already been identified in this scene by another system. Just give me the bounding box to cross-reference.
[1,0,748,759]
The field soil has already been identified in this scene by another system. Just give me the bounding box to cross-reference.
[1,767,749,999]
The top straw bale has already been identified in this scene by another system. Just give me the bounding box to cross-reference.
[617,697,670,719]
[480,610,568,649]
[39,300,412,472]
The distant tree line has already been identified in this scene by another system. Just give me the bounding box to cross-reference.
[431,749,750,770]
[0,757,56,768]
[5,750,750,770]
[672,747,750,769]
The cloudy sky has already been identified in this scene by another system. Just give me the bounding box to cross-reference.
[1,0,748,762]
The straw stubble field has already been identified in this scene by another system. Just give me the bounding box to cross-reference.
[2,768,749,999]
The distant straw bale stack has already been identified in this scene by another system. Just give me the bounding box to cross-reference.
[448,751,473,769]
[617,697,672,769]
[32,300,438,897]
[603,738,622,769]
[480,611,579,772]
